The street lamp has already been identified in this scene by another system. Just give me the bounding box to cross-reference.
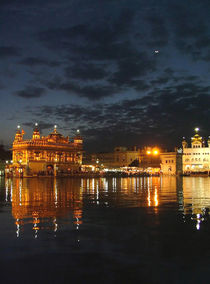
[153,149,159,155]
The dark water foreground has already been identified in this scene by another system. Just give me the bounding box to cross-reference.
[0,176,210,284]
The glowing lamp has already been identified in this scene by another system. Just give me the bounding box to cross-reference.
[147,151,151,155]
[195,127,199,132]
[153,150,159,155]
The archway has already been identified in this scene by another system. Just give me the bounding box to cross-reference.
[46,165,54,175]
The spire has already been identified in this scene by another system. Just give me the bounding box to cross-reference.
[14,125,23,142]
[191,127,203,148]
[17,125,21,133]
[32,123,40,139]
[74,129,83,144]
[53,125,58,133]
[182,137,188,149]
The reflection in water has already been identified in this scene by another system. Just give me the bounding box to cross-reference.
[181,177,210,230]
[5,178,83,238]
[4,177,163,237]
[3,176,210,236]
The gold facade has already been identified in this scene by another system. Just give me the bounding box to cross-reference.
[6,125,83,177]
[182,130,210,173]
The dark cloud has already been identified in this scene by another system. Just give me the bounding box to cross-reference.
[0,46,20,58]
[169,3,210,61]
[146,15,169,47]
[46,78,119,100]
[19,57,60,67]
[1,0,210,150]
[14,86,46,99]
[25,81,210,151]
[0,81,5,89]
[37,9,152,99]
[65,63,108,81]
[109,52,156,88]
[38,8,135,53]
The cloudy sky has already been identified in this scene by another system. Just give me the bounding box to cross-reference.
[1,0,210,151]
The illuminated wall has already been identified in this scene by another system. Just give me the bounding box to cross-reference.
[7,126,83,176]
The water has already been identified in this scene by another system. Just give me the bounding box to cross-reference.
[0,176,210,284]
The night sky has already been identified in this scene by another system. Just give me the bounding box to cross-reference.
[1,0,210,152]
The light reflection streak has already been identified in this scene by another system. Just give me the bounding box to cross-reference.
[96,181,99,205]
[147,187,151,207]
[54,180,58,207]
[5,180,8,202]
[154,186,158,207]
[16,219,20,238]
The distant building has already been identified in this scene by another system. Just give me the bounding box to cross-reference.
[182,128,210,174]
[160,151,182,175]
[139,146,161,171]
[89,146,163,172]
[90,146,141,168]
[6,125,83,177]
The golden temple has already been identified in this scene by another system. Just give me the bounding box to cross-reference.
[6,124,83,177]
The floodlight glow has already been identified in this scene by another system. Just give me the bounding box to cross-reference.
[153,150,159,155]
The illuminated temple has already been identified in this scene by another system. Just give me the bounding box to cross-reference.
[6,124,83,177]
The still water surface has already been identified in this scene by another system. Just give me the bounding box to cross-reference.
[0,176,210,283]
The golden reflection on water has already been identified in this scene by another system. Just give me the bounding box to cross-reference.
[5,178,83,237]
[3,176,210,235]
[182,177,210,230]
[182,177,210,214]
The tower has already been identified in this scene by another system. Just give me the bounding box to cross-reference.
[182,137,188,149]
[191,128,203,148]
[32,123,40,140]
[14,125,23,142]
[74,129,83,145]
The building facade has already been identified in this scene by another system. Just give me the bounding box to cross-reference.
[160,151,182,175]
[6,125,83,177]
[90,146,141,168]
[182,129,210,174]
[139,146,161,172]
[88,146,162,172]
